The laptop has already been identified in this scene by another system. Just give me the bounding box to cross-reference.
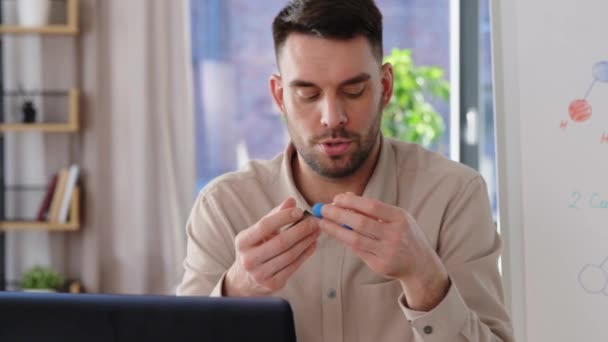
[0,291,296,342]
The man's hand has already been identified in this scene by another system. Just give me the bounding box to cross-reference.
[319,193,450,311]
[224,198,320,297]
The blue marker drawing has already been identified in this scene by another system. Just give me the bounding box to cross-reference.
[312,203,353,230]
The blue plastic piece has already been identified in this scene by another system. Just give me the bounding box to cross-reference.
[312,202,352,230]
[312,203,324,218]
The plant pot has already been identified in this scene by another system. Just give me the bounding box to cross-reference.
[17,0,51,27]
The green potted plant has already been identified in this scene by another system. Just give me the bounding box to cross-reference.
[21,265,64,292]
[382,48,450,148]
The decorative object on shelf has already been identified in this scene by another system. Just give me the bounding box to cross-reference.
[0,88,79,132]
[21,265,64,292]
[62,279,85,294]
[16,85,37,123]
[17,0,51,27]
[21,100,37,123]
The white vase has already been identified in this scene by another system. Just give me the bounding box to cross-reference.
[17,0,51,27]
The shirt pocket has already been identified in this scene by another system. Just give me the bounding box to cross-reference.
[348,279,413,342]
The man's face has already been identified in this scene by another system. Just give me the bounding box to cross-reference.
[270,34,393,179]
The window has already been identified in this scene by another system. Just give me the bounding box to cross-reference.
[190,0,454,191]
[459,0,498,218]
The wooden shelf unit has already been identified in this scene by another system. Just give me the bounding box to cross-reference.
[0,187,80,231]
[0,0,79,35]
[0,88,79,132]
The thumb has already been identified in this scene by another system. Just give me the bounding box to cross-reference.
[270,197,296,215]
[263,198,297,241]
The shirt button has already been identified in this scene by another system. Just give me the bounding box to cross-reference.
[327,288,337,299]
[423,325,433,335]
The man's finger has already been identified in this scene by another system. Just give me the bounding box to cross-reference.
[283,210,313,232]
[250,217,319,265]
[319,218,379,255]
[239,204,303,248]
[332,193,401,222]
[256,229,320,281]
[269,240,317,286]
[270,197,296,215]
[321,204,383,239]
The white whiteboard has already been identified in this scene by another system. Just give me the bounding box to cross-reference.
[492,1,608,341]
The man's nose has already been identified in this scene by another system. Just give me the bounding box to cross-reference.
[320,95,348,129]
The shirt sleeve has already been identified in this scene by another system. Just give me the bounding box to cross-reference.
[398,175,514,341]
[209,271,228,297]
[176,189,236,297]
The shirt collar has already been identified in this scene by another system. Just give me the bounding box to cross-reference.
[279,136,398,210]
[361,136,398,206]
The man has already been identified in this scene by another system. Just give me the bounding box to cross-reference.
[178,0,513,341]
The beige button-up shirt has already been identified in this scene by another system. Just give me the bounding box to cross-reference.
[178,137,513,342]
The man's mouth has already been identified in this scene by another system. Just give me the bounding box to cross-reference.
[320,140,352,156]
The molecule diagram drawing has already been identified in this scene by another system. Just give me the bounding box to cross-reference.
[564,61,608,144]
[579,256,608,296]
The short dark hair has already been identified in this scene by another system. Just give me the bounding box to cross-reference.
[272,0,383,62]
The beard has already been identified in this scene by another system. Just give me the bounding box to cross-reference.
[286,101,382,179]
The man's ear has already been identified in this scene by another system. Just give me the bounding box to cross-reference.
[380,62,394,108]
[269,73,286,115]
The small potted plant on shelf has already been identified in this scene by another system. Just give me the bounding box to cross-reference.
[21,265,64,292]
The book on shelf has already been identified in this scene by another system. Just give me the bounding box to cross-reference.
[48,167,69,223]
[35,173,59,221]
[44,164,79,223]
[58,164,79,224]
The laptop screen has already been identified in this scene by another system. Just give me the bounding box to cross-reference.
[0,292,296,342]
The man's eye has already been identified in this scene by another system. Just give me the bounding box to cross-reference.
[296,90,320,100]
[343,84,366,97]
